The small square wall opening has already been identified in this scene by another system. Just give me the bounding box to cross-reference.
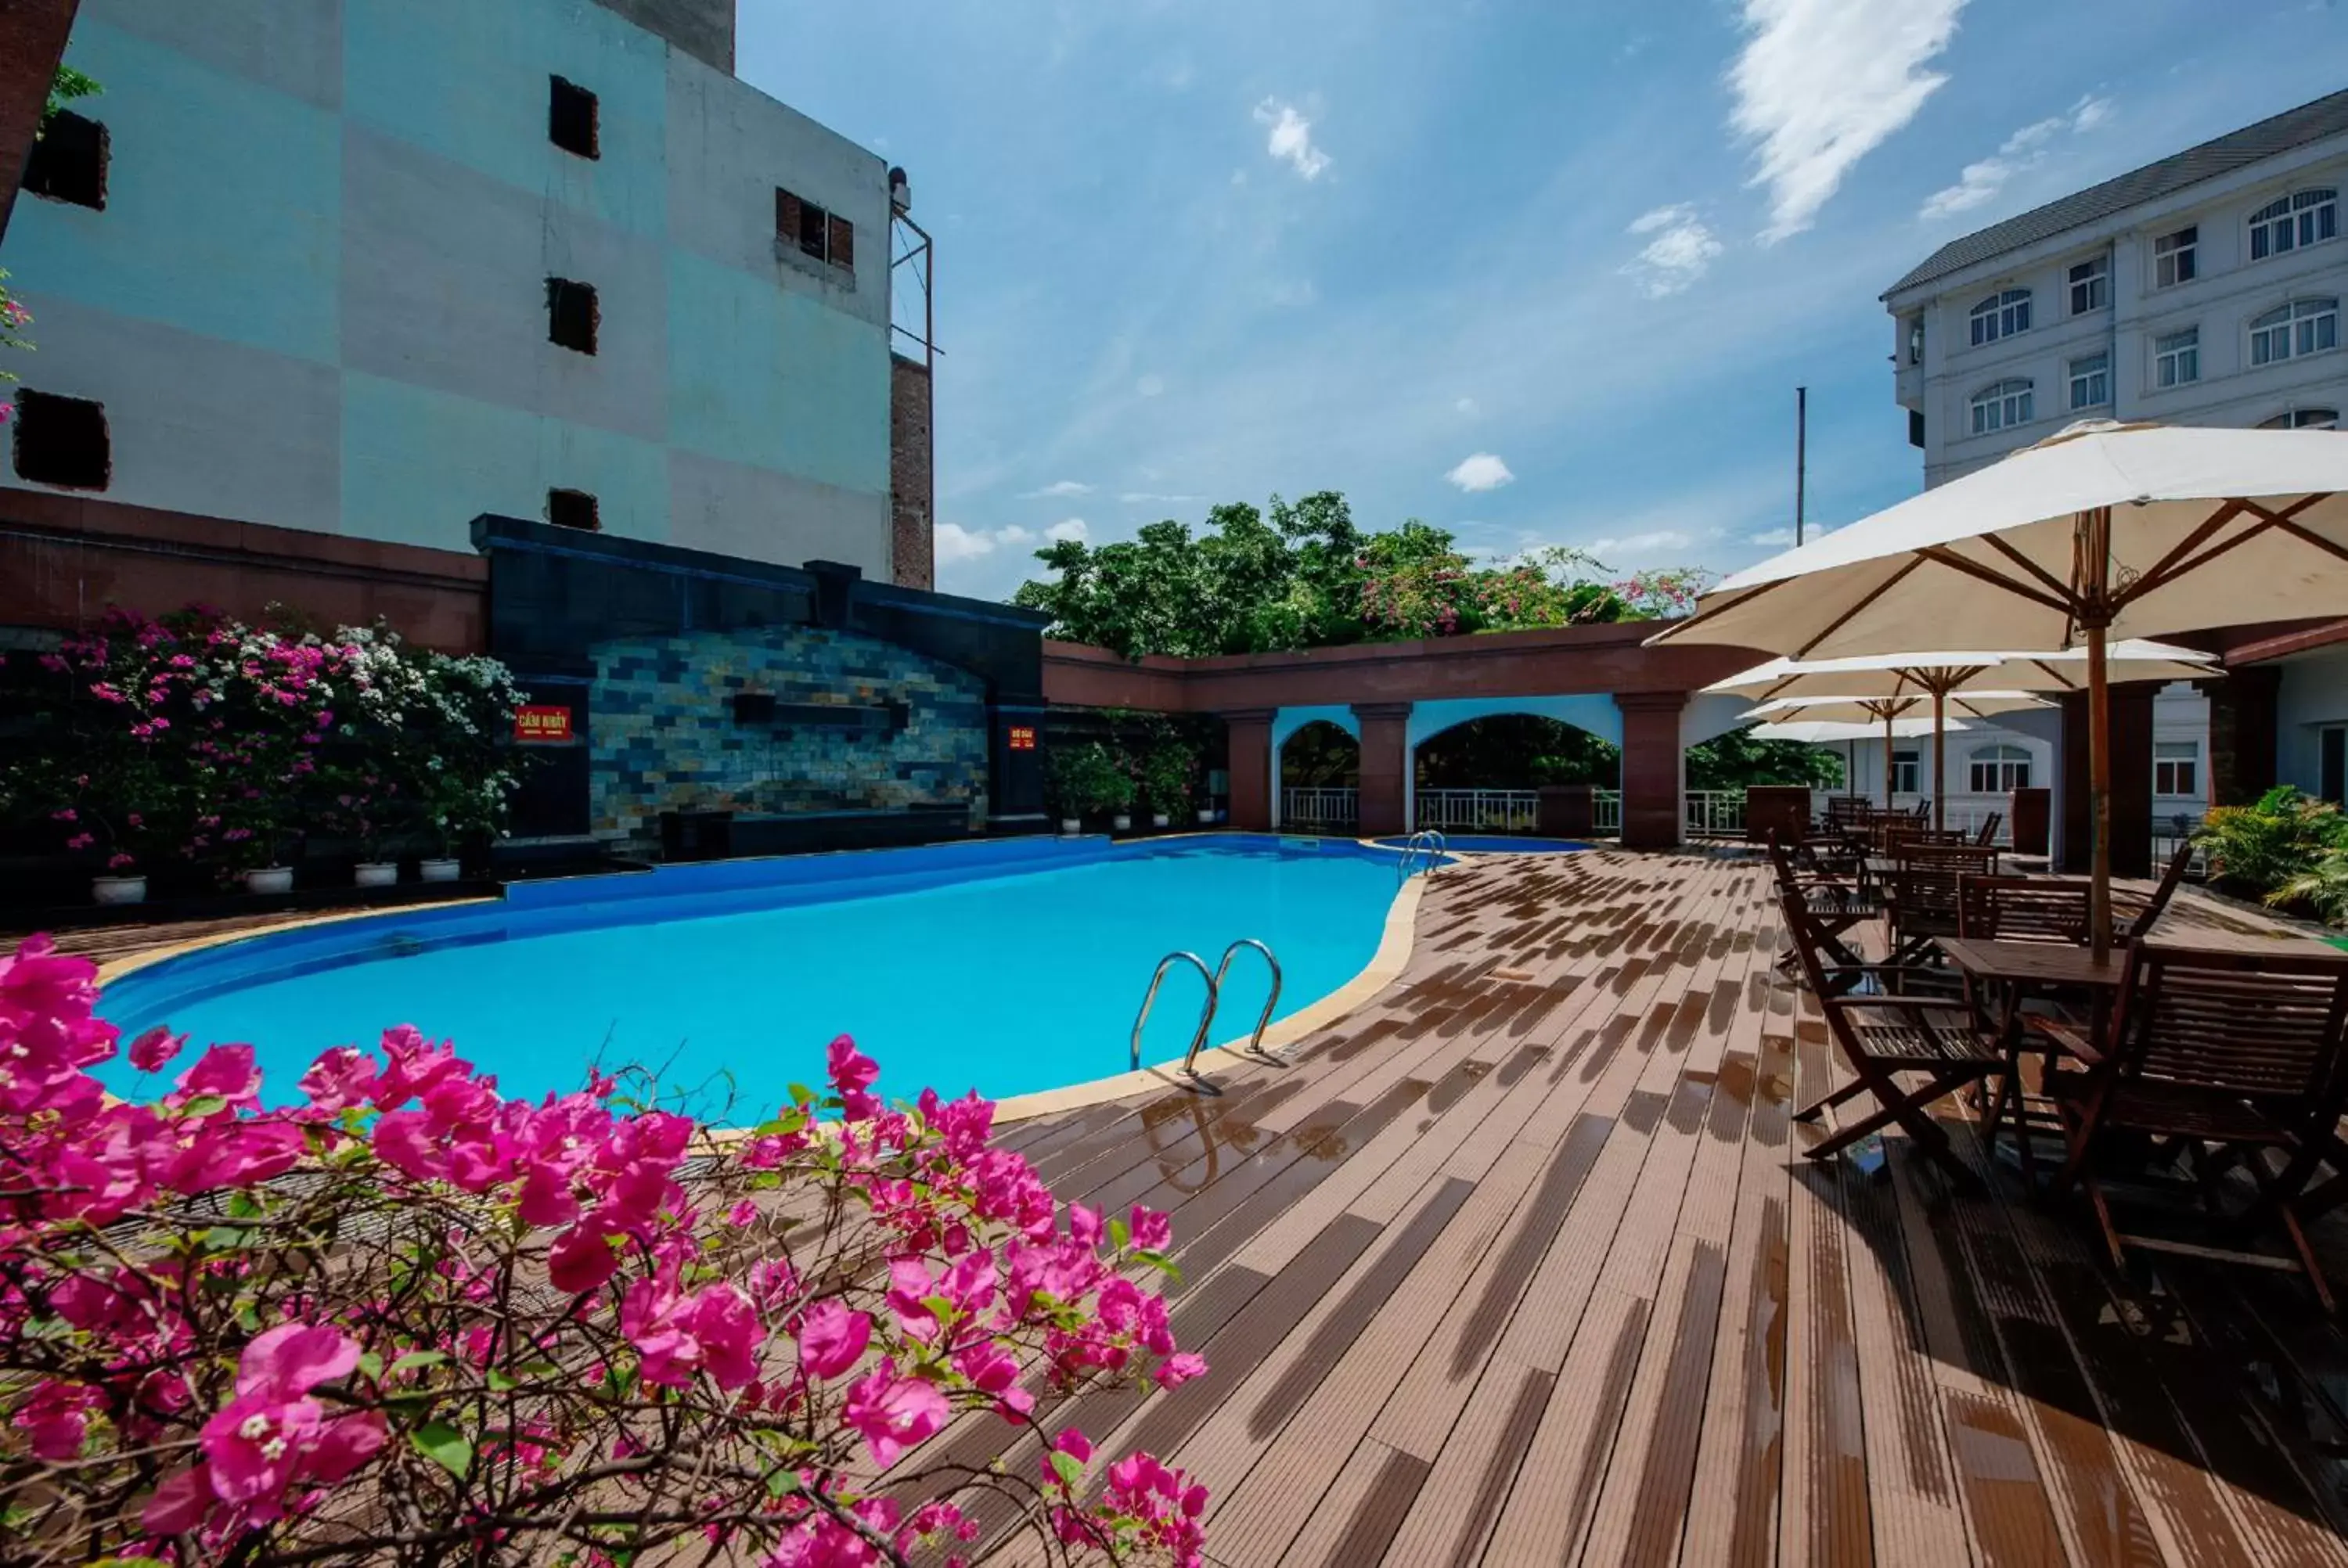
[547,278,598,354]
[23,112,106,210]
[547,488,600,531]
[12,390,110,491]
[549,76,599,159]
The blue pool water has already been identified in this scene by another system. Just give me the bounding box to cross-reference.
[96,836,1417,1119]
[1372,835,1590,854]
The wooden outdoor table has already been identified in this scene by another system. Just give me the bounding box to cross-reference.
[1938,937,2129,1181]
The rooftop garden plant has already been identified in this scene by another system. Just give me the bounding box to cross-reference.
[0,933,1210,1566]
[2195,785,2348,926]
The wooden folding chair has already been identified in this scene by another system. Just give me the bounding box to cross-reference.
[1781,888,2006,1181]
[1885,843,1998,965]
[1766,831,1879,987]
[1958,874,2091,946]
[1973,811,2004,848]
[2113,837,2195,942]
[2030,945,2348,1309]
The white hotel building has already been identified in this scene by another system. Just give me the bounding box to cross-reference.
[1824,88,2348,840]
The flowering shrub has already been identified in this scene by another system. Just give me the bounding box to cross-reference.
[0,269,31,425]
[2,607,525,881]
[0,935,1208,1565]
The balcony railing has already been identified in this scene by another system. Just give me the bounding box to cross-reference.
[1684,790,1745,839]
[1282,786,1357,833]
[1594,789,1621,836]
[1416,789,1540,834]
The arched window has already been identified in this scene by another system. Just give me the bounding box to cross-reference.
[2249,189,2338,261]
[1968,744,2032,793]
[1968,288,2032,346]
[2249,298,2339,366]
[2260,408,2339,430]
[1968,379,2034,437]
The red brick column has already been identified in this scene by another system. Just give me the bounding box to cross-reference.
[1352,702,1413,837]
[1222,710,1276,832]
[0,0,81,244]
[1615,692,1687,850]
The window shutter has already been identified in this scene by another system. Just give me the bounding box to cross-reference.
[776,189,801,243]
[828,214,854,269]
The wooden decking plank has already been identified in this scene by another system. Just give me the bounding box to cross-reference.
[1276,1438,1428,1568]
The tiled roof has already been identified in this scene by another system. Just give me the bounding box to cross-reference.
[1883,87,2348,299]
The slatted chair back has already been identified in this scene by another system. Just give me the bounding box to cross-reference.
[1973,812,2004,848]
[1958,874,2091,945]
[2119,838,2196,941]
[2110,946,2348,1106]
[1877,823,1968,856]
[1824,797,1871,829]
[1776,886,1846,996]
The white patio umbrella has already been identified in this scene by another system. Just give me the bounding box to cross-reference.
[1654,420,2348,954]
[1705,642,2219,829]
[1738,693,2052,811]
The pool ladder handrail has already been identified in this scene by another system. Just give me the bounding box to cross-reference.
[1210,938,1284,1064]
[1129,939,1285,1075]
[1130,952,1218,1073]
[1397,828,1448,883]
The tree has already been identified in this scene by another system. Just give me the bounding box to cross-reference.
[1684,725,1846,791]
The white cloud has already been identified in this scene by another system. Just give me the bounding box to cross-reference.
[1045,518,1089,543]
[1622,203,1725,297]
[1455,396,1481,416]
[933,522,1039,565]
[1253,99,1331,180]
[1919,95,2114,221]
[1021,479,1093,498]
[1119,491,1205,505]
[1445,452,1515,493]
[1135,374,1165,398]
[1729,0,1968,243]
[1748,527,1799,547]
[1587,529,1694,559]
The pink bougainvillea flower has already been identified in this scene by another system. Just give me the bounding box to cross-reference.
[842,1360,948,1468]
[547,1214,625,1295]
[296,1045,379,1113]
[128,1024,187,1074]
[1152,1353,1207,1390]
[174,1043,262,1109]
[795,1300,871,1381]
[1129,1204,1172,1253]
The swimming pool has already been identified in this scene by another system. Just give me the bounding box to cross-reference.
[1371,835,1591,854]
[96,836,1421,1118]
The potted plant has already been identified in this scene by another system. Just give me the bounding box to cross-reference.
[402,648,527,879]
[1138,736,1197,831]
[1045,743,1125,836]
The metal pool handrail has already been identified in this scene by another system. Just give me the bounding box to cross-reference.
[1130,951,1219,1072]
[1396,828,1448,883]
[1210,939,1284,1063]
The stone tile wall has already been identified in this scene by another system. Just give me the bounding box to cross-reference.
[589,624,989,850]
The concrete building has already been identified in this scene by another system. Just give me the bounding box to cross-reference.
[1886,89,2348,489]
[0,0,922,582]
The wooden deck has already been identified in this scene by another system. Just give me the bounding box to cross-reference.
[37,851,2348,1564]
[966,849,2348,1567]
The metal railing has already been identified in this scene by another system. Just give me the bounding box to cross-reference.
[1416,789,1538,834]
[1282,786,1358,833]
[1395,829,1447,884]
[1684,790,1745,839]
[1129,952,1216,1072]
[1594,790,1622,835]
[1210,940,1284,1059]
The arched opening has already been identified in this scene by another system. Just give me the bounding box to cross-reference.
[1413,714,1616,835]
[1279,720,1359,833]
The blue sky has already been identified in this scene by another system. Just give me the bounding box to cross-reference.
[740,0,2348,601]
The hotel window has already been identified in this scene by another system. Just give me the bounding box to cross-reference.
[549,76,599,159]
[2250,297,2339,366]
[1968,744,2031,793]
[1969,378,2034,436]
[2068,254,2109,315]
[2324,726,2348,807]
[2154,741,2199,797]
[22,110,105,210]
[2153,225,2198,287]
[2154,326,2199,387]
[2068,352,2109,410]
[1968,288,2032,346]
[546,488,600,530]
[11,390,110,490]
[2249,188,2337,261]
[546,278,598,354]
[1890,749,1921,796]
[776,188,854,272]
[2260,408,2339,430]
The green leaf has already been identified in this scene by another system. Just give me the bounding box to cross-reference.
[176,1095,227,1118]
[787,1082,816,1106]
[387,1350,448,1378]
[356,1351,384,1380]
[1049,1450,1086,1490]
[411,1421,473,1476]
[1108,1216,1131,1251]
[764,1468,802,1498]
[487,1368,519,1392]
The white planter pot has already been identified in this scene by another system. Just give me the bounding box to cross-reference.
[418,857,462,883]
[354,861,399,888]
[1197,808,1215,825]
[1152,813,1171,829]
[1111,814,1132,832]
[243,867,294,896]
[1060,818,1082,836]
[92,874,146,906]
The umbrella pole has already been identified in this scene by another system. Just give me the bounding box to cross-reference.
[1933,687,1946,833]
[2089,621,2112,961]
[1882,708,1895,812]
